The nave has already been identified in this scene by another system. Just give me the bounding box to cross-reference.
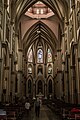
[22,105,61,120]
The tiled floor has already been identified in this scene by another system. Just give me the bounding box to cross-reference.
[21,105,62,120]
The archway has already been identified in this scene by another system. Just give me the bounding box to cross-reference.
[37,80,43,94]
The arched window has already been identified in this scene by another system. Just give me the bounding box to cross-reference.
[37,49,43,63]
[48,49,52,62]
[27,47,33,62]
[28,80,31,94]
[48,65,52,74]
[48,80,52,93]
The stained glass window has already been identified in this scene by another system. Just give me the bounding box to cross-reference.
[48,49,52,62]
[27,47,33,62]
[37,49,43,63]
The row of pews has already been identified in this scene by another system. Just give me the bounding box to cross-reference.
[47,99,80,120]
[0,103,25,120]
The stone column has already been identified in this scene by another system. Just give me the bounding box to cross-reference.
[0,3,3,101]
[11,71,16,103]
[66,21,71,102]
[33,64,36,78]
[72,3,79,103]
[8,21,14,102]
[0,59,2,101]
[33,79,36,99]
[57,49,63,99]
[17,48,23,97]
[44,63,47,78]
[4,66,9,102]
[44,78,47,99]
[3,2,7,42]
[33,63,36,99]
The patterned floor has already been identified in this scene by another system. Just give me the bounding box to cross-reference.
[21,105,62,120]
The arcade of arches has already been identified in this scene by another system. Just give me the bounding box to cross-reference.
[0,0,80,105]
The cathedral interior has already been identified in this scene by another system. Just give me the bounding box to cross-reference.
[0,0,80,120]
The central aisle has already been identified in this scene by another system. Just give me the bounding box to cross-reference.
[21,105,62,120]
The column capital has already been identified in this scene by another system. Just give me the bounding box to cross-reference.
[73,42,78,48]
[78,58,80,62]
[57,70,62,73]
[65,71,68,74]
[57,49,61,52]
[11,71,15,74]
[14,61,17,64]
[65,21,69,26]
[4,66,9,70]
[18,70,23,73]
[61,33,65,37]
[15,33,18,37]
[24,58,27,62]
[10,21,14,25]
[62,61,65,64]
[1,41,7,48]
[4,3,8,9]
[0,58,2,62]
[33,63,36,66]
[70,65,75,69]
[71,4,75,10]
[18,48,23,52]
[66,54,70,58]
[9,53,13,58]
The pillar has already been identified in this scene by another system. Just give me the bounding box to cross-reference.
[33,79,36,99]
[17,48,23,97]
[57,49,63,99]
[72,3,79,103]
[66,21,71,102]
[0,2,3,101]
[11,72,16,103]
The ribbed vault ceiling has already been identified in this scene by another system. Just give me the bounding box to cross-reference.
[12,0,69,53]
[23,21,58,53]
